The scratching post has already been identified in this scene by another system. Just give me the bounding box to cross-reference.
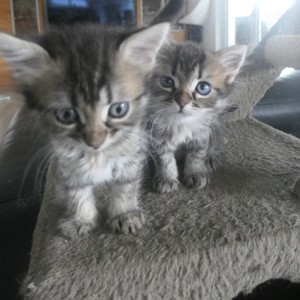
[22,1,300,300]
[265,35,300,68]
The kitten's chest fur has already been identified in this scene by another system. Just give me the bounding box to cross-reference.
[171,119,209,144]
[151,112,215,150]
[54,140,142,188]
[60,152,138,187]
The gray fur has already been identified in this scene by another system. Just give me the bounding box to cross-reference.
[146,41,247,192]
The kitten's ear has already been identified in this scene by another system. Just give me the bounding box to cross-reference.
[0,33,50,86]
[118,23,170,72]
[217,45,247,84]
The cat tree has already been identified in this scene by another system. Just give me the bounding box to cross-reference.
[22,2,300,299]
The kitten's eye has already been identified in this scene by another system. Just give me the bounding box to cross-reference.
[108,102,129,118]
[195,81,211,96]
[160,76,175,88]
[55,108,78,125]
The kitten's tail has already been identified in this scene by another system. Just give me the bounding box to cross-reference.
[149,0,186,25]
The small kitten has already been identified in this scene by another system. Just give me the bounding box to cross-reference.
[0,22,170,237]
[146,41,247,193]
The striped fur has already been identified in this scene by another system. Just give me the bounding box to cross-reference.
[0,22,172,237]
[146,41,247,193]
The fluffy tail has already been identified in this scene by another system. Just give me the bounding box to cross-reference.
[149,0,186,25]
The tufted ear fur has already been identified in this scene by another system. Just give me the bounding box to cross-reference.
[0,33,50,87]
[118,23,170,72]
[217,45,247,84]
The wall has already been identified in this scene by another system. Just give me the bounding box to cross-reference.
[0,0,14,33]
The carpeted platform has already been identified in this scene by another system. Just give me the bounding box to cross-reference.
[22,119,300,300]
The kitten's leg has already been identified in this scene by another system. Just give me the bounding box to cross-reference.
[59,186,98,238]
[108,180,145,234]
[153,150,179,193]
[182,148,211,189]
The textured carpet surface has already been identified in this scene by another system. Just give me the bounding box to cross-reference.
[22,118,300,300]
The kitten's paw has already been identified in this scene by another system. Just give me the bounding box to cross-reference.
[182,173,209,189]
[153,177,178,193]
[59,219,96,239]
[108,210,145,234]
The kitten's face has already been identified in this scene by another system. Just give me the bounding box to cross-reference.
[148,42,246,118]
[0,23,169,152]
[33,55,148,151]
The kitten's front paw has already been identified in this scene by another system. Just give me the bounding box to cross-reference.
[153,177,178,193]
[108,210,145,234]
[59,218,96,239]
[182,173,209,189]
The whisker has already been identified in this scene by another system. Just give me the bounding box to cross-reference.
[18,142,51,200]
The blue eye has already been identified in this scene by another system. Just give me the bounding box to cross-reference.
[109,102,129,118]
[56,108,78,125]
[160,76,175,88]
[195,81,211,96]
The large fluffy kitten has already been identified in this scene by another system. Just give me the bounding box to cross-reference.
[0,22,171,237]
[146,41,247,193]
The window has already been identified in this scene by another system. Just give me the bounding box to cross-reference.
[203,0,295,51]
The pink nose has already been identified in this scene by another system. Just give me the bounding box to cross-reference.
[84,131,106,149]
[175,97,190,110]
[89,142,102,150]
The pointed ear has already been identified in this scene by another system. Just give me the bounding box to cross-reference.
[118,22,170,72]
[0,33,50,86]
[217,45,247,84]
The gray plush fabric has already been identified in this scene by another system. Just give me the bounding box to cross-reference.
[21,1,300,299]
[22,119,300,300]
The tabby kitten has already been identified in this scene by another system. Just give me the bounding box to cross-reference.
[146,41,247,193]
[0,22,170,237]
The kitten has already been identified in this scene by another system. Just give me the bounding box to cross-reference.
[0,22,172,237]
[146,41,247,193]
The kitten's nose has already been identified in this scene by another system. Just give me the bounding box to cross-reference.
[90,142,102,150]
[84,131,107,149]
[175,96,190,110]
